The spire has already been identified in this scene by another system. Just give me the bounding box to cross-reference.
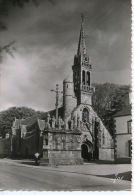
[77,13,87,56]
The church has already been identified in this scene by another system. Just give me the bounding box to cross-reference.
[11,15,114,165]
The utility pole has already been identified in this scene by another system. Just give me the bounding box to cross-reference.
[51,84,62,125]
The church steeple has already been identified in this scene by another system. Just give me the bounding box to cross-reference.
[72,14,94,106]
[77,13,87,56]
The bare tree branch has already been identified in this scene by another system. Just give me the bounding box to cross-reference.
[0,41,15,62]
[0,0,37,62]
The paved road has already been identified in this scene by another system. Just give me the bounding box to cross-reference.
[0,160,131,191]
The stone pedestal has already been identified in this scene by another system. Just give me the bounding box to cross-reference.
[40,129,83,166]
[40,157,50,166]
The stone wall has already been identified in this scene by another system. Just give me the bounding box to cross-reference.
[48,150,83,165]
[20,127,42,158]
[63,96,77,120]
[115,158,131,164]
[81,92,92,105]
[41,130,83,166]
[70,104,114,161]
[99,148,114,161]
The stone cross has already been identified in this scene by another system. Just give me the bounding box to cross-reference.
[51,84,62,125]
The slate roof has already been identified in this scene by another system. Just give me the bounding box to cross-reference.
[114,104,131,117]
[21,113,46,126]
[21,107,64,127]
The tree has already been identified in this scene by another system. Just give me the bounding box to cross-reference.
[92,83,130,136]
[0,106,43,138]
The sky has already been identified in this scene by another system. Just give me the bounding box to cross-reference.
[0,0,131,112]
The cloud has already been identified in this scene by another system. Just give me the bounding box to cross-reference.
[0,0,131,111]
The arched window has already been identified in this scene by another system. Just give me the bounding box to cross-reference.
[82,70,85,85]
[82,108,89,122]
[87,72,90,86]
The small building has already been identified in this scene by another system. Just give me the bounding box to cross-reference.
[114,100,131,163]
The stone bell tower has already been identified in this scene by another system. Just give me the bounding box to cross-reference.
[72,14,94,106]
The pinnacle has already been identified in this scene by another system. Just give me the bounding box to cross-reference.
[77,13,87,56]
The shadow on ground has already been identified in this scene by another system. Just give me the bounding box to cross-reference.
[20,161,36,166]
[96,171,132,181]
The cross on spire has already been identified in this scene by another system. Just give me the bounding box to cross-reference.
[81,13,84,22]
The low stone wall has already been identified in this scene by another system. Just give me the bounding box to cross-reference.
[115,157,131,164]
[99,148,114,161]
[41,150,83,165]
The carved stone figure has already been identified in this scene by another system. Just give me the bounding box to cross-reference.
[73,115,77,129]
[70,118,74,130]
[77,114,81,130]
[40,130,43,137]
[58,116,62,129]
[61,119,64,129]
[51,116,56,128]
[64,119,68,130]
[46,113,50,129]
